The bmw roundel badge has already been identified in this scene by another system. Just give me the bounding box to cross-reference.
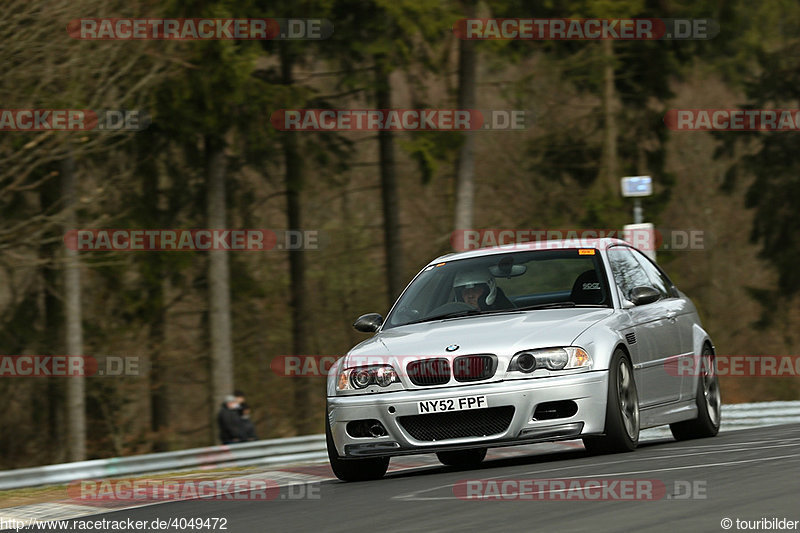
[445,344,459,352]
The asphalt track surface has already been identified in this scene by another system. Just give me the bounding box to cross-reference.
[19,424,800,533]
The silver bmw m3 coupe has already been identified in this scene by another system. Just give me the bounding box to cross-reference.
[325,238,720,481]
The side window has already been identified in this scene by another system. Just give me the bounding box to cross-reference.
[629,249,674,298]
[607,246,654,301]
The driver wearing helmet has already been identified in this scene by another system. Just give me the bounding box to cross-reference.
[453,268,499,310]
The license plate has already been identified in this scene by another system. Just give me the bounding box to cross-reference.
[417,395,487,414]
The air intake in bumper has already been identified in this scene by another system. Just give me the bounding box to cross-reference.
[398,406,515,441]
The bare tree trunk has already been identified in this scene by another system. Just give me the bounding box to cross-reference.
[145,167,169,451]
[280,45,311,434]
[148,280,168,450]
[454,0,478,232]
[637,144,648,175]
[40,183,66,463]
[45,278,66,464]
[62,153,85,461]
[602,39,619,192]
[375,57,405,303]
[206,137,233,439]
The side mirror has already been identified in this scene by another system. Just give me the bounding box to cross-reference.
[353,313,383,333]
[628,286,661,306]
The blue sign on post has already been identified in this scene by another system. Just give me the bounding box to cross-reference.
[620,175,653,197]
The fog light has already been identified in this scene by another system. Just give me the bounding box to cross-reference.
[346,419,388,438]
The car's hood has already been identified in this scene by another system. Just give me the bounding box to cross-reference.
[344,308,613,387]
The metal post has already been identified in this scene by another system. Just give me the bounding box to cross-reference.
[633,198,643,225]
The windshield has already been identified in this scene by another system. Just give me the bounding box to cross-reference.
[383,248,611,329]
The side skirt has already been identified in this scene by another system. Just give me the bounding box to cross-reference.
[639,399,698,429]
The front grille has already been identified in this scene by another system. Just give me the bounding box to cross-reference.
[453,354,497,382]
[398,406,515,441]
[407,358,450,386]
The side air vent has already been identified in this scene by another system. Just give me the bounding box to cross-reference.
[625,332,637,345]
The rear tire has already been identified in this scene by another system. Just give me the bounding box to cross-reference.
[670,346,721,441]
[326,416,389,481]
[436,448,487,468]
[583,349,639,454]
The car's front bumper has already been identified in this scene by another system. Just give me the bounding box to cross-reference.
[327,370,609,457]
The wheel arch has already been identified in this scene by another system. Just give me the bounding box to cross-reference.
[573,323,630,371]
[690,325,715,393]
[615,342,632,361]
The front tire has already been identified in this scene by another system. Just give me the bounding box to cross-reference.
[326,416,389,481]
[583,349,639,454]
[436,448,487,468]
[670,346,721,440]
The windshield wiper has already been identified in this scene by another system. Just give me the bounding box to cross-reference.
[404,308,483,325]
[514,302,606,311]
[401,302,607,326]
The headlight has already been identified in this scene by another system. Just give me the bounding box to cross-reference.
[374,366,397,387]
[516,352,537,372]
[352,368,373,388]
[337,365,400,390]
[508,347,592,374]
